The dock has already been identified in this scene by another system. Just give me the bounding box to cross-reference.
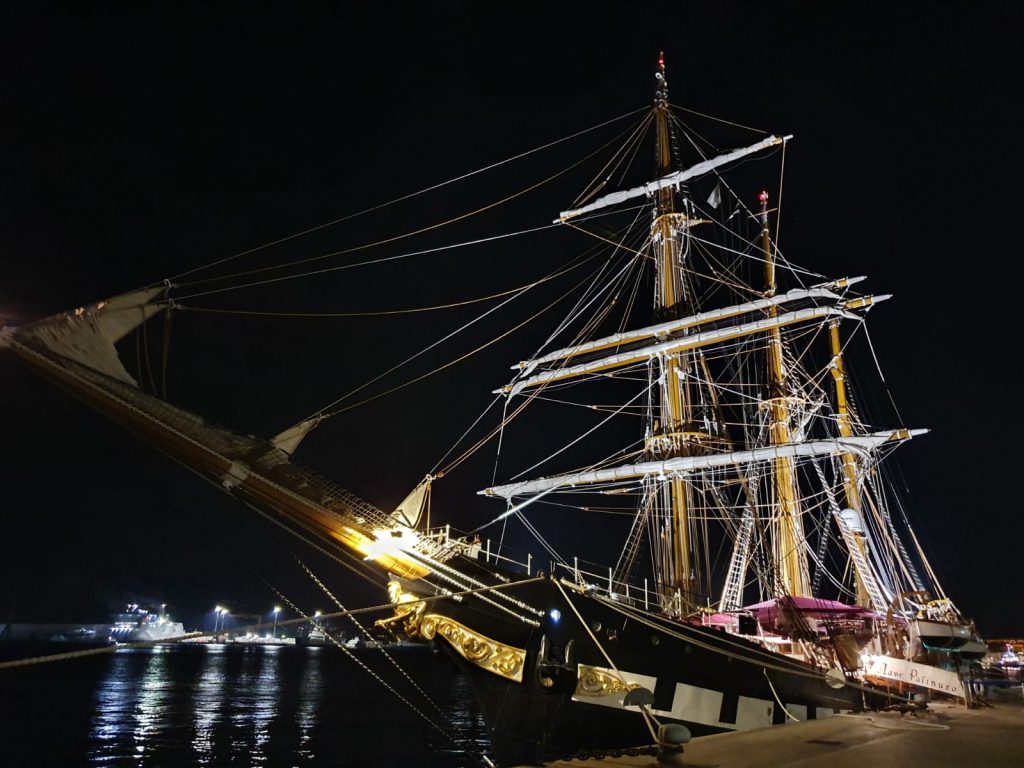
[542,695,1024,767]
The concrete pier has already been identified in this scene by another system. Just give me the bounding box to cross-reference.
[542,696,1024,768]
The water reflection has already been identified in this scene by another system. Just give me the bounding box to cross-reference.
[90,651,137,763]
[248,646,281,764]
[296,647,322,761]
[193,645,292,765]
[90,647,170,764]
[134,646,170,760]
[191,645,226,764]
[429,662,492,763]
[81,645,483,766]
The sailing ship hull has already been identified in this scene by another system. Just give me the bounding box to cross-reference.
[412,569,861,766]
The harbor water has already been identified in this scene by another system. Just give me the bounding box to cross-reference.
[0,644,490,767]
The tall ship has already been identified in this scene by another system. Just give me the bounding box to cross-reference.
[1,56,981,764]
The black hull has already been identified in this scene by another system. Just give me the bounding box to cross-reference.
[412,564,861,766]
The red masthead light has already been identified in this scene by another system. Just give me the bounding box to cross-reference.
[759,190,769,204]
[658,52,665,68]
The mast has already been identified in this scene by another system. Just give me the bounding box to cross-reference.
[650,53,700,605]
[829,321,873,607]
[759,191,812,597]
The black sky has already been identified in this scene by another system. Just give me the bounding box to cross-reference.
[1,2,1021,635]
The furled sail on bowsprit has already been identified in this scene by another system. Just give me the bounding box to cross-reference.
[13,287,167,386]
[0,287,434,580]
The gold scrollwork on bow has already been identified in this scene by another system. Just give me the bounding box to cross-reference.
[420,614,526,682]
[575,664,640,698]
[377,580,526,683]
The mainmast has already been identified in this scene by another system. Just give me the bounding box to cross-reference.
[650,53,702,606]
[829,321,873,607]
[759,191,812,597]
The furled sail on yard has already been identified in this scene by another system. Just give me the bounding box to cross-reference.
[482,429,926,500]
[556,134,790,222]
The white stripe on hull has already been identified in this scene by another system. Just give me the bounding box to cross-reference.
[570,665,847,730]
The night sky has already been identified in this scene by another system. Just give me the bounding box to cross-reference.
[2,3,1021,636]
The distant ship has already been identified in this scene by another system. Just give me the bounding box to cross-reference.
[109,604,186,643]
[296,625,329,647]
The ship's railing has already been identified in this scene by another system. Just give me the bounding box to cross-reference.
[415,523,752,623]
[417,524,690,614]
[551,559,673,615]
[421,525,535,575]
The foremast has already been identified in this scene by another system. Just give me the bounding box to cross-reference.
[649,53,711,607]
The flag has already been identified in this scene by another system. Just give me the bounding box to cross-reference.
[707,183,722,209]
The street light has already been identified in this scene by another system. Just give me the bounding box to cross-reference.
[273,606,282,639]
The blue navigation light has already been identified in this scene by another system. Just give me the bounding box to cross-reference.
[549,609,561,623]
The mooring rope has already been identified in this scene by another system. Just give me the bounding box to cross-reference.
[259,577,460,747]
[293,555,444,716]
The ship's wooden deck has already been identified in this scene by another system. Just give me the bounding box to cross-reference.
[539,694,1024,768]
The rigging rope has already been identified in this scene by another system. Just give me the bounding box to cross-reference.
[293,555,445,716]
[462,204,647,483]
[172,199,645,305]
[173,223,558,300]
[774,139,787,251]
[313,255,602,420]
[305,220,641,476]
[514,510,565,567]
[430,394,504,475]
[178,265,574,318]
[571,111,654,209]
[170,105,647,282]
[260,578,461,748]
[508,387,647,481]
[175,116,649,293]
[669,102,765,134]
[481,232,646,483]
[687,232,824,280]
